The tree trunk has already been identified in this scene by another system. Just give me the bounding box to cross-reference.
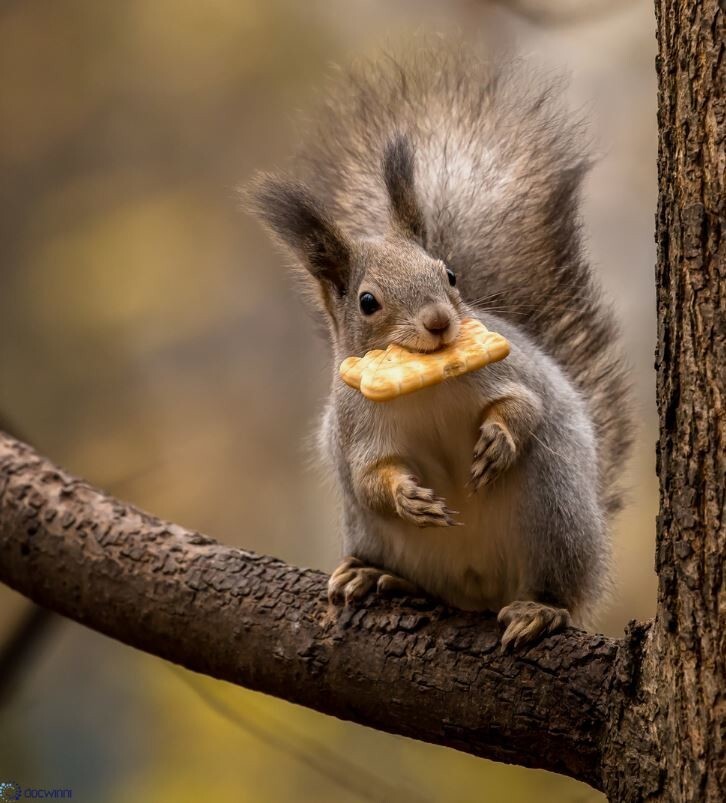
[603,2,725,799]
[600,0,726,800]
[647,1,725,800]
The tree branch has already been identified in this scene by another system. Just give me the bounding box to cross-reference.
[0,431,622,790]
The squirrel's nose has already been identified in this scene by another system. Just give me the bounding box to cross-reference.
[420,304,452,334]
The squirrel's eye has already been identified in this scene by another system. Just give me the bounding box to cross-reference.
[446,268,457,287]
[359,292,381,315]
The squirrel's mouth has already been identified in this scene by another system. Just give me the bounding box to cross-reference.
[392,318,461,353]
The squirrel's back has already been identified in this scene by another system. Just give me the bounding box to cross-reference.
[294,47,633,520]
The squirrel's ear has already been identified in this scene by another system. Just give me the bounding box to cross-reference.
[382,134,427,247]
[246,175,351,295]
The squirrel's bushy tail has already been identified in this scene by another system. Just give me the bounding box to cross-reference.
[293,46,633,518]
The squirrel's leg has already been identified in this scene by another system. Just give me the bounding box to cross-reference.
[358,458,460,528]
[328,557,419,605]
[497,599,572,651]
[327,460,454,605]
[470,386,542,491]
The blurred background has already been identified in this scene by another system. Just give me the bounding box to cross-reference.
[0,1,657,801]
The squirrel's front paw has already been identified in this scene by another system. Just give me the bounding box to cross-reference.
[394,477,459,527]
[497,600,571,651]
[469,421,516,491]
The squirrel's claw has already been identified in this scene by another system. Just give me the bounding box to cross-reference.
[497,600,572,651]
[327,557,419,605]
[470,421,516,491]
[394,478,460,527]
[328,557,371,604]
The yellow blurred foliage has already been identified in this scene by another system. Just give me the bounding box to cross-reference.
[26,187,252,346]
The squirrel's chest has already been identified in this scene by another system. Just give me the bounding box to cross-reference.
[368,383,481,486]
[353,383,523,610]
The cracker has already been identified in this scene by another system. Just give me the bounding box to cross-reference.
[339,318,510,401]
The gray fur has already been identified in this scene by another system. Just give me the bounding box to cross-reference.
[247,46,633,636]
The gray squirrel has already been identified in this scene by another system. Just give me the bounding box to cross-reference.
[248,48,633,648]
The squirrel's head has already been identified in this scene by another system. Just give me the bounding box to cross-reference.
[248,135,463,355]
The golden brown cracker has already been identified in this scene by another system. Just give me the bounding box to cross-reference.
[339,318,510,401]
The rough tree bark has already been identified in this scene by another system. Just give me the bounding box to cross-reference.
[648,0,724,799]
[602,1,725,799]
[0,1,723,800]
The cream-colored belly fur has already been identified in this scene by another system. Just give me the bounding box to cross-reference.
[359,383,524,611]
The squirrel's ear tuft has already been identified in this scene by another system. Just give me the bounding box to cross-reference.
[245,175,351,295]
[382,134,427,247]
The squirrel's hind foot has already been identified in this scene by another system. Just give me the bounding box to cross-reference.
[497,600,571,651]
[328,557,418,605]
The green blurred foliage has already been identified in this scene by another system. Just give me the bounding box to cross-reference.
[0,1,657,801]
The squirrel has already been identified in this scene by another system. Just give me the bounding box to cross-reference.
[247,47,633,649]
